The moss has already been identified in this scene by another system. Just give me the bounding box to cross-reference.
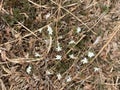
[3,14,16,26]
[101,5,110,14]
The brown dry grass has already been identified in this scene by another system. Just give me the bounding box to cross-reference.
[0,0,120,90]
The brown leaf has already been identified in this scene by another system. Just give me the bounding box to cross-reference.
[83,83,93,90]
[0,50,8,61]
[0,79,7,90]
[5,43,12,51]
[14,33,21,38]
[5,27,11,36]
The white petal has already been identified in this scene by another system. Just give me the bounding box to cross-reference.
[35,52,41,57]
[46,70,53,75]
[81,57,88,64]
[57,73,62,80]
[26,65,32,74]
[56,46,62,52]
[76,26,81,33]
[47,25,53,35]
[66,76,72,82]
[38,28,42,33]
[45,13,51,19]
[88,51,95,58]
[69,54,75,59]
[69,40,75,44]
[56,43,62,52]
[94,67,100,72]
[55,55,62,60]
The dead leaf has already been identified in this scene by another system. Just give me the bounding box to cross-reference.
[5,27,11,36]
[5,43,12,51]
[83,83,93,90]
[14,33,21,38]
[0,50,8,61]
[0,79,7,90]
[2,66,12,74]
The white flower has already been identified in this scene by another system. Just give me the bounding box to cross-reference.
[55,55,62,60]
[38,28,42,33]
[81,57,88,64]
[45,13,51,19]
[69,54,75,59]
[94,67,100,72]
[88,51,95,58]
[57,73,62,80]
[35,52,41,57]
[56,45,62,52]
[46,70,53,75]
[26,65,32,74]
[47,25,53,35]
[76,26,81,33]
[66,76,72,82]
[69,40,75,44]
[56,43,62,52]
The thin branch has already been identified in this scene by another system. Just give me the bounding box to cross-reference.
[50,0,96,34]
[60,21,120,90]
[28,0,48,8]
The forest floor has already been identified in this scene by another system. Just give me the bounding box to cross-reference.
[0,0,120,90]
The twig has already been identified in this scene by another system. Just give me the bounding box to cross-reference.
[46,36,52,54]
[17,21,39,39]
[0,0,3,11]
[60,21,120,90]
[65,35,86,56]
[50,0,96,34]
[28,0,48,8]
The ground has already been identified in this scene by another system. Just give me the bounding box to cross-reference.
[0,0,120,90]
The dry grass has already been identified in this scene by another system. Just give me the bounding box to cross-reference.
[0,0,120,90]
